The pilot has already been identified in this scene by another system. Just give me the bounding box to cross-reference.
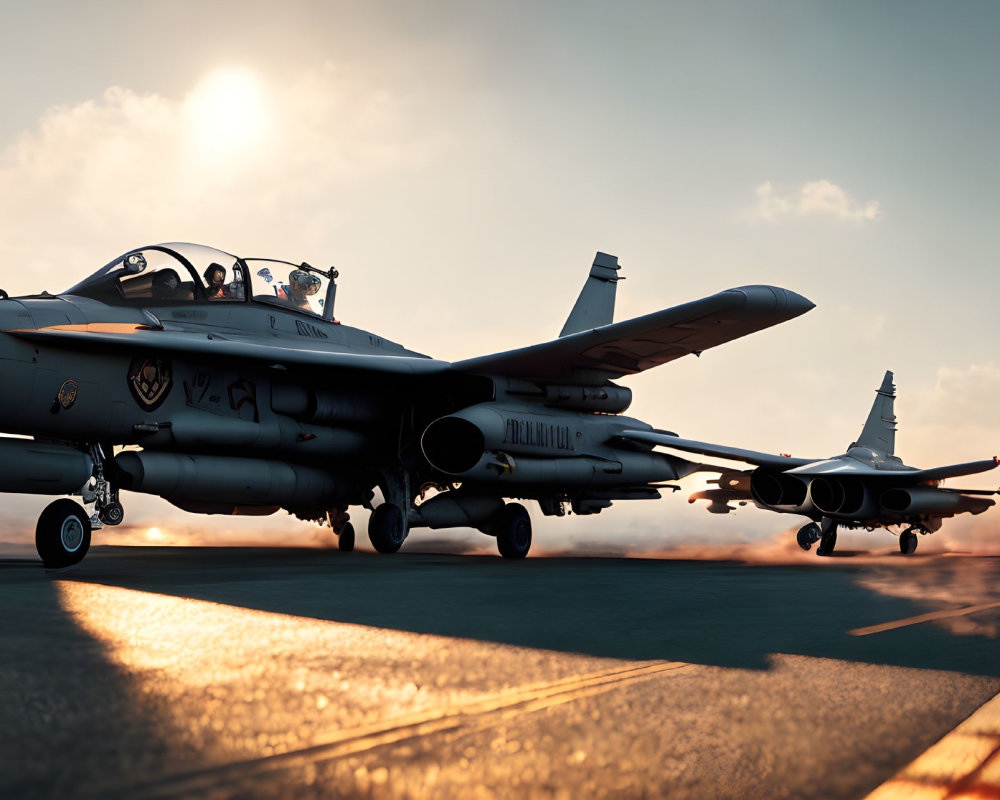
[152,269,187,300]
[280,269,321,310]
[203,263,227,299]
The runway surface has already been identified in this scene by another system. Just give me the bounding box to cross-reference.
[1,544,998,799]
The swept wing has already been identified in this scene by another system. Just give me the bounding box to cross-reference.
[454,285,813,382]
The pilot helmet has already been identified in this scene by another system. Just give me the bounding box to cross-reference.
[289,269,321,296]
[203,263,226,285]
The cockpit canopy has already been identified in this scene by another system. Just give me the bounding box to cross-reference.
[65,243,338,321]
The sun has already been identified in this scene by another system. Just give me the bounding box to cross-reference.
[185,68,266,156]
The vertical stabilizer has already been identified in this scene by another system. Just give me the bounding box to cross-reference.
[559,252,622,337]
[853,370,897,455]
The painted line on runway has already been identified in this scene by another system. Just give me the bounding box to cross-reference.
[848,601,1000,637]
[99,659,695,799]
[863,691,1000,799]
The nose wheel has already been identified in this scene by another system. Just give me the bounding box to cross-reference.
[36,499,91,569]
[899,528,918,555]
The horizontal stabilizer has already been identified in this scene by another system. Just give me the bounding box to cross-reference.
[619,430,816,470]
[902,458,1000,483]
[786,457,999,481]
[456,284,814,383]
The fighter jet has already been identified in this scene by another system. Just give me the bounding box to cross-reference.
[0,243,813,567]
[622,371,998,555]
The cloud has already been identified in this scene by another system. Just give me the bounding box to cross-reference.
[0,63,443,296]
[754,180,881,223]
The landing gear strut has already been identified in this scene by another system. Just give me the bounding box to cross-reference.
[815,518,838,557]
[899,528,918,555]
[36,499,91,569]
[85,444,124,528]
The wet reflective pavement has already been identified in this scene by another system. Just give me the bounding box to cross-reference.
[1,546,998,799]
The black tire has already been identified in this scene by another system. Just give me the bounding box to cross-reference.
[36,499,91,569]
[98,501,125,526]
[900,530,918,555]
[495,503,532,560]
[816,526,837,557]
[338,522,355,552]
[796,523,819,551]
[368,504,406,554]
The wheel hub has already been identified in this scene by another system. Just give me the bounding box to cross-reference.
[513,521,530,549]
[60,517,84,552]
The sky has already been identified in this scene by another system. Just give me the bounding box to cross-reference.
[0,0,998,555]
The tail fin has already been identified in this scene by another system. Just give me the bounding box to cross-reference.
[559,252,622,337]
[852,370,897,455]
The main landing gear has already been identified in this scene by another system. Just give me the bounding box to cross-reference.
[368,503,406,553]
[325,508,355,552]
[366,470,533,559]
[796,518,838,556]
[491,503,532,560]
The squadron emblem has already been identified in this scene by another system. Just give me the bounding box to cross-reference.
[127,357,172,410]
[57,379,78,409]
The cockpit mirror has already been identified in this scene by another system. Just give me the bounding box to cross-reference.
[124,253,147,274]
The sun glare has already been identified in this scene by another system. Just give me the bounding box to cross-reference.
[185,68,266,156]
[145,527,164,542]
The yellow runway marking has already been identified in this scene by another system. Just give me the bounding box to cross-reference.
[864,692,1000,799]
[848,602,1000,637]
[102,660,695,799]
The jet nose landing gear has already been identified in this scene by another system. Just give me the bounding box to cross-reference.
[899,528,919,555]
[36,499,92,569]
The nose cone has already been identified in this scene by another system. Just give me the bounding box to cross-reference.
[731,285,815,321]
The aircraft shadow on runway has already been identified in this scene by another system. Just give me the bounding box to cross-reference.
[0,562,210,799]
[42,545,1000,677]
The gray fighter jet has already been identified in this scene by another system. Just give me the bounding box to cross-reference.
[0,243,813,567]
[622,371,998,555]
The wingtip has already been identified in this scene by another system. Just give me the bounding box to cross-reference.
[732,285,815,318]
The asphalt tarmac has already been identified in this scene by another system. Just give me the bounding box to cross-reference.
[1,544,998,799]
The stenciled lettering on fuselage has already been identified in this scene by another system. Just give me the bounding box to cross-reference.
[295,319,328,339]
[504,418,575,452]
[127,356,172,410]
